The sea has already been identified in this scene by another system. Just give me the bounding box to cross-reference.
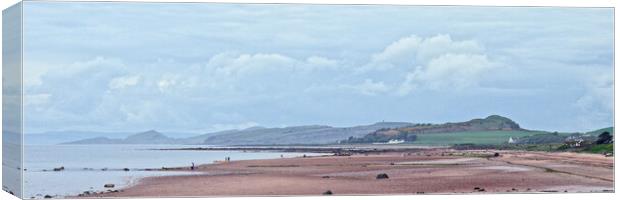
[22,144,322,198]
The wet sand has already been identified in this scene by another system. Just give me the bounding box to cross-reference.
[80,149,614,197]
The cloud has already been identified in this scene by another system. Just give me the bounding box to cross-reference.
[24,94,51,107]
[353,34,498,96]
[109,75,140,90]
[340,79,391,96]
[205,52,342,77]
[576,73,613,111]
[305,56,341,70]
[196,52,348,97]
[398,53,498,95]
[32,57,126,114]
[157,78,176,93]
[206,52,297,76]
[362,34,483,72]
[55,56,125,77]
[156,75,182,93]
[209,121,261,132]
[21,5,613,132]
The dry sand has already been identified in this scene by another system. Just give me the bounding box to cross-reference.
[80,149,614,198]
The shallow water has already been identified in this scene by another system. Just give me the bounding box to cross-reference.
[23,144,321,198]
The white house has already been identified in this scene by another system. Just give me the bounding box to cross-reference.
[508,137,517,144]
[388,139,405,144]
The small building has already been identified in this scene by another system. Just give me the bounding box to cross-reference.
[388,139,405,144]
[564,135,585,147]
[508,137,517,144]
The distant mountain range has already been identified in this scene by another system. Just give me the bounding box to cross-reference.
[62,130,179,145]
[26,131,135,145]
[25,130,200,145]
[62,122,413,145]
[202,122,413,145]
[57,115,612,145]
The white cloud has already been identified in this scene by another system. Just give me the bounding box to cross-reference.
[25,56,125,89]
[356,34,498,95]
[362,34,483,72]
[192,52,350,98]
[21,4,613,133]
[339,34,503,95]
[152,73,201,94]
[575,73,613,112]
[340,79,391,96]
[305,56,340,70]
[206,52,297,76]
[414,35,483,63]
[398,54,497,95]
[370,35,422,65]
[109,75,140,90]
[157,76,177,93]
[204,53,343,78]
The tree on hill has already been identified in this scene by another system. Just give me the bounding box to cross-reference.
[596,132,613,144]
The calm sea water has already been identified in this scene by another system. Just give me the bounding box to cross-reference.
[23,145,321,198]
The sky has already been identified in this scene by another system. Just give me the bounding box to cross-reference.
[21,2,614,133]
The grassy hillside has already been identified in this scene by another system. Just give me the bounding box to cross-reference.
[410,130,552,145]
[380,115,523,136]
[587,127,613,135]
[343,115,529,145]
[582,144,613,154]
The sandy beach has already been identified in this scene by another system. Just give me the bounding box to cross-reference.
[79,149,614,197]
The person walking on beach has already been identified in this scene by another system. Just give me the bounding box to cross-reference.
[191,162,195,170]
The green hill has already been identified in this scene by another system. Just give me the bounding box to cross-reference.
[342,115,529,144]
[588,127,613,135]
[340,115,613,146]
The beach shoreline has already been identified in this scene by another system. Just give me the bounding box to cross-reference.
[76,148,614,198]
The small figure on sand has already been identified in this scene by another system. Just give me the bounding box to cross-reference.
[191,162,195,170]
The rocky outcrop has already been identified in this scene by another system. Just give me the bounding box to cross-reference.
[376,173,389,179]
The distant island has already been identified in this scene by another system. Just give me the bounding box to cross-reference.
[61,115,613,146]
